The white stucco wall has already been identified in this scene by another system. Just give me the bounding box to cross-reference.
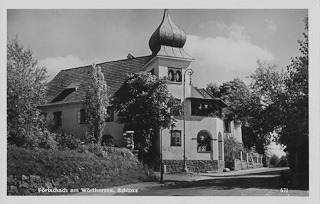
[233,122,243,143]
[39,103,124,146]
[145,56,228,162]
[159,99,225,161]
[224,121,243,144]
[40,55,241,161]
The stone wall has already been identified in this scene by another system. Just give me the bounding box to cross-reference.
[163,160,225,173]
[7,174,73,195]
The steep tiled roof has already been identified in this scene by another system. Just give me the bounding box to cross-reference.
[44,56,151,106]
[196,88,218,100]
[189,85,227,108]
[190,86,216,100]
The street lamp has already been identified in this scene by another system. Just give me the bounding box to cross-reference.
[182,68,194,172]
[159,128,164,183]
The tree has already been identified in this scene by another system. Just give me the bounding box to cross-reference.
[278,17,308,173]
[224,136,245,169]
[269,154,280,167]
[248,17,308,173]
[278,155,288,167]
[111,72,181,161]
[7,36,48,147]
[207,78,271,154]
[248,61,287,130]
[207,79,251,122]
[83,64,110,145]
[245,62,286,154]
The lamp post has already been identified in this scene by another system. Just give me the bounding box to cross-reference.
[160,128,164,183]
[182,68,194,172]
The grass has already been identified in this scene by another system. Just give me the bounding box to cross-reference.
[7,145,155,191]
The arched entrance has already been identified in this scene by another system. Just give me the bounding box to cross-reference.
[197,130,212,152]
[101,135,116,147]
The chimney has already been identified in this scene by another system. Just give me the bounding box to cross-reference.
[127,53,134,59]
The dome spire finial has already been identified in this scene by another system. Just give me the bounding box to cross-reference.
[148,9,193,59]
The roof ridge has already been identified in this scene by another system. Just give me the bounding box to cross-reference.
[202,88,216,99]
[61,55,151,72]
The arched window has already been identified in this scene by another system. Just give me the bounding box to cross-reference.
[175,70,182,82]
[168,70,175,81]
[167,68,182,83]
[197,130,212,152]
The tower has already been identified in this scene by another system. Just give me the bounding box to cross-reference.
[143,9,194,100]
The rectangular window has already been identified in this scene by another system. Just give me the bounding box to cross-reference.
[105,107,114,122]
[53,111,62,127]
[191,101,222,117]
[224,121,231,133]
[150,69,155,75]
[171,130,181,146]
[79,109,87,124]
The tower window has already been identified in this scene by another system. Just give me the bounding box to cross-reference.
[175,70,182,82]
[168,68,182,83]
[168,70,175,81]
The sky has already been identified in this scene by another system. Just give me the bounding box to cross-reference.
[7,9,307,88]
[7,9,308,157]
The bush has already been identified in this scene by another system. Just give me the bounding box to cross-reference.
[77,143,104,157]
[277,155,288,167]
[270,154,280,167]
[37,130,58,150]
[82,131,95,144]
[224,136,245,169]
[76,143,137,160]
[11,127,58,150]
[55,132,82,150]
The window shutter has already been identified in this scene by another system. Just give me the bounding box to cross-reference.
[77,110,80,124]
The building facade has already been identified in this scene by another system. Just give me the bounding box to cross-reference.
[39,10,243,173]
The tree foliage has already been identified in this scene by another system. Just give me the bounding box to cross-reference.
[207,78,271,153]
[111,72,181,158]
[207,78,251,122]
[83,64,110,145]
[224,136,245,169]
[207,17,308,161]
[248,17,308,172]
[269,154,280,167]
[7,36,49,147]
